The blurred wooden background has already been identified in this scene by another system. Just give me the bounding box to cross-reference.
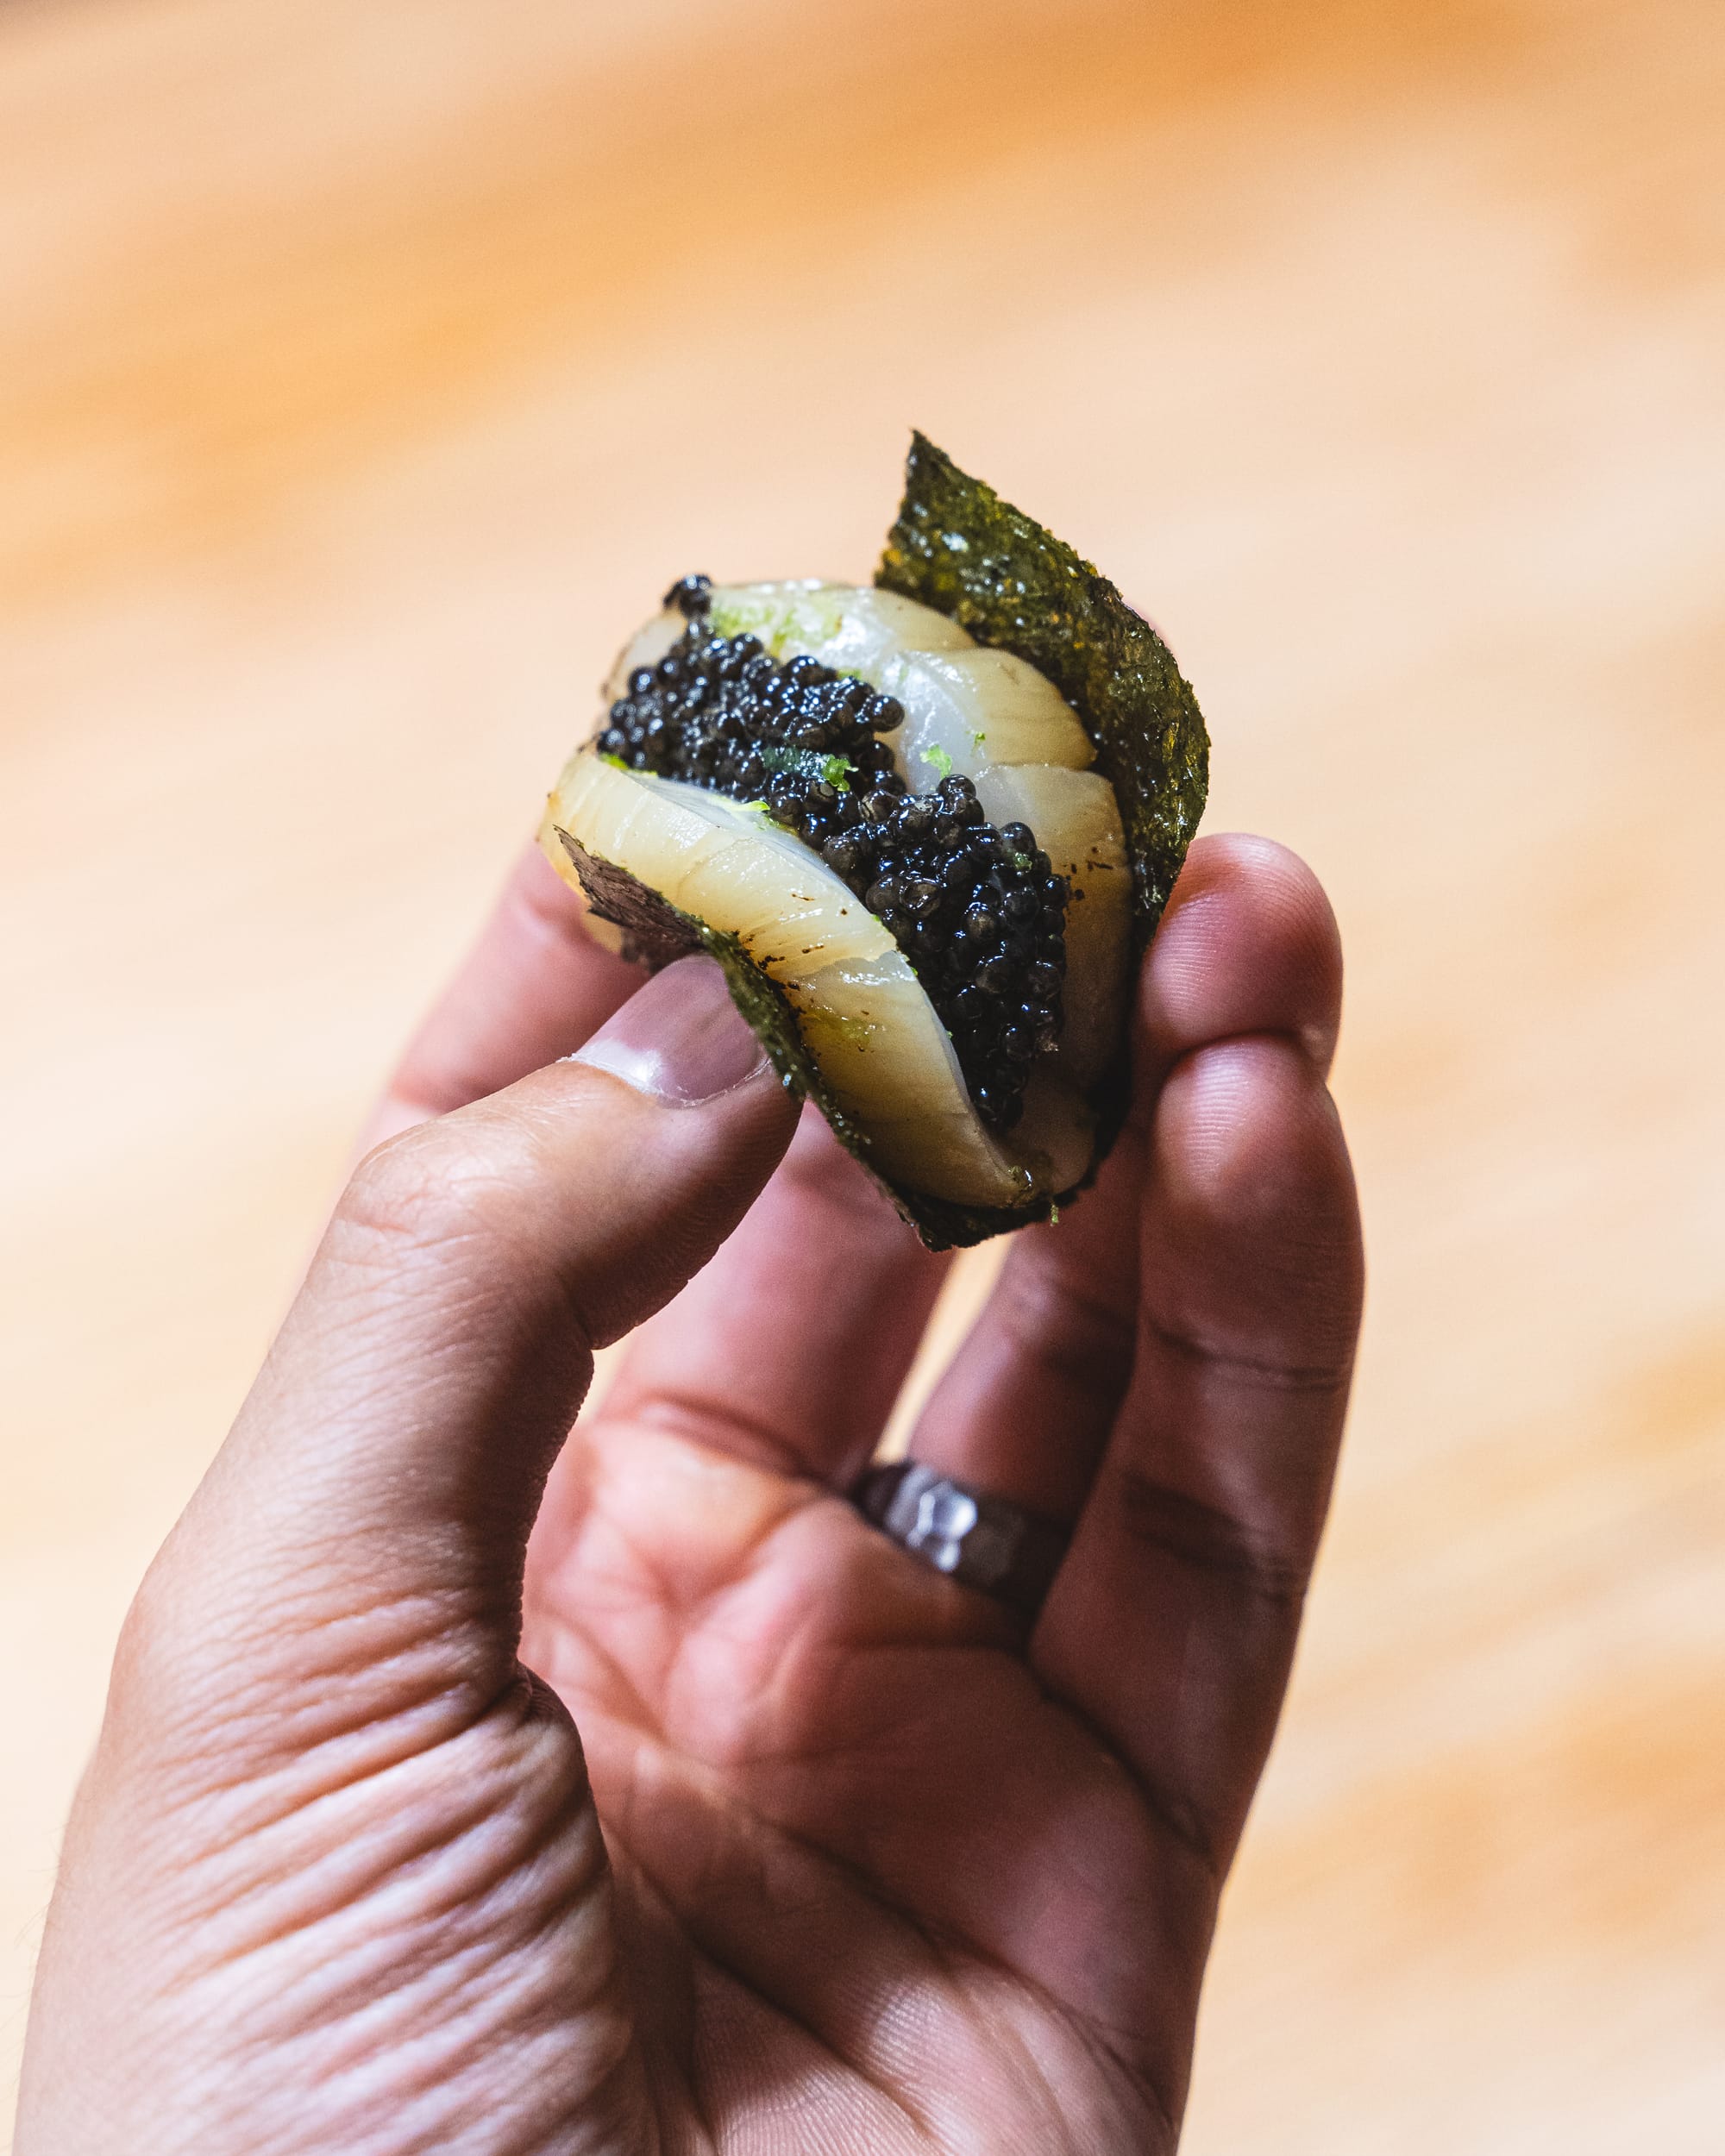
[3,0,1722,2144]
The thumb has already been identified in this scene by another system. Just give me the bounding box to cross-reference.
[142,956,797,1706]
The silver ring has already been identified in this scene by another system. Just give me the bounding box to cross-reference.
[850,1462,1070,1619]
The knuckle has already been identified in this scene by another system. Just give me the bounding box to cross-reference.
[1168,1035,1352,1206]
[110,1558,177,1696]
[1004,1260,1135,1405]
[1110,1464,1311,1611]
[1142,1308,1358,1400]
[102,1552,213,1765]
[338,1116,540,1264]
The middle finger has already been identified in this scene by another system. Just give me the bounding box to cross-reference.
[599,1106,951,1487]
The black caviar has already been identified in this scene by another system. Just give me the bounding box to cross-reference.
[595,578,1069,1133]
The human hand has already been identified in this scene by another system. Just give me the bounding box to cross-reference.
[16,832,1362,2154]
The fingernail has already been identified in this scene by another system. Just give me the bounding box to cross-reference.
[569,956,769,1106]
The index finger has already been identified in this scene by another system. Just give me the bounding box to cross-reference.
[358,842,643,1148]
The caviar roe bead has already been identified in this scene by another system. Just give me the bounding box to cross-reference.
[663,573,713,617]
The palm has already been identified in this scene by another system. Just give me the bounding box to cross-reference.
[526,1388,1190,2147]
[524,1408,1184,2153]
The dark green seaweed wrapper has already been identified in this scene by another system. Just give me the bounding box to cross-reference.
[878,432,1209,956]
[875,435,1210,1240]
[560,437,1209,1250]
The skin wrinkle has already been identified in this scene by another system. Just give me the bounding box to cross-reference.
[258,1822,620,2077]
[241,1282,594,1556]
[608,1670,920,1946]
[154,1809,643,2149]
[629,1388,845,1487]
[109,1570,554,1859]
[285,1266,551,1396]
[223,1931,631,2156]
[604,1741,878,2051]
[530,1486,965,1789]
[605,1451,823,1643]
[1104,1466,1313,1609]
[918,1955,1176,2156]
[599,1890,703,2156]
[117,1570,529,1770]
[335,1096,714,1369]
[1138,1308,1359,1399]
[123,1656,516,1858]
[721,1548,1016,1747]
[218,1859,580,2071]
[160,1578,479,1689]
[317,1207,513,1290]
[819,1695,1179,2101]
[337,1150,548,1265]
[534,1610,668,1764]
[148,1693,591,1988]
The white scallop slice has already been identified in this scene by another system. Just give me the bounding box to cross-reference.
[600,609,685,710]
[1011,1069,1100,1197]
[787,951,1036,1205]
[541,750,1073,1209]
[598,586,963,721]
[706,580,974,672]
[873,647,1095,790]
[973,766,1131,1094]
[549,755,881,966]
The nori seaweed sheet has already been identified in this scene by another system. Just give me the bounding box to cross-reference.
[877,432,1208,955]
[875,436,1209,1232]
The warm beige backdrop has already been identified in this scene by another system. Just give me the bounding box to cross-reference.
[3,0,1722,2145]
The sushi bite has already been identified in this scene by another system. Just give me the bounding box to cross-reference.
[541,436,1208,1249]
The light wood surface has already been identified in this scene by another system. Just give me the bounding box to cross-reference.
[3,0,1722,2144]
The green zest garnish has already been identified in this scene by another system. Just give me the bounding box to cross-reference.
[759,744,856,793]
[925,743,956,779]
[711,585,847,655]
